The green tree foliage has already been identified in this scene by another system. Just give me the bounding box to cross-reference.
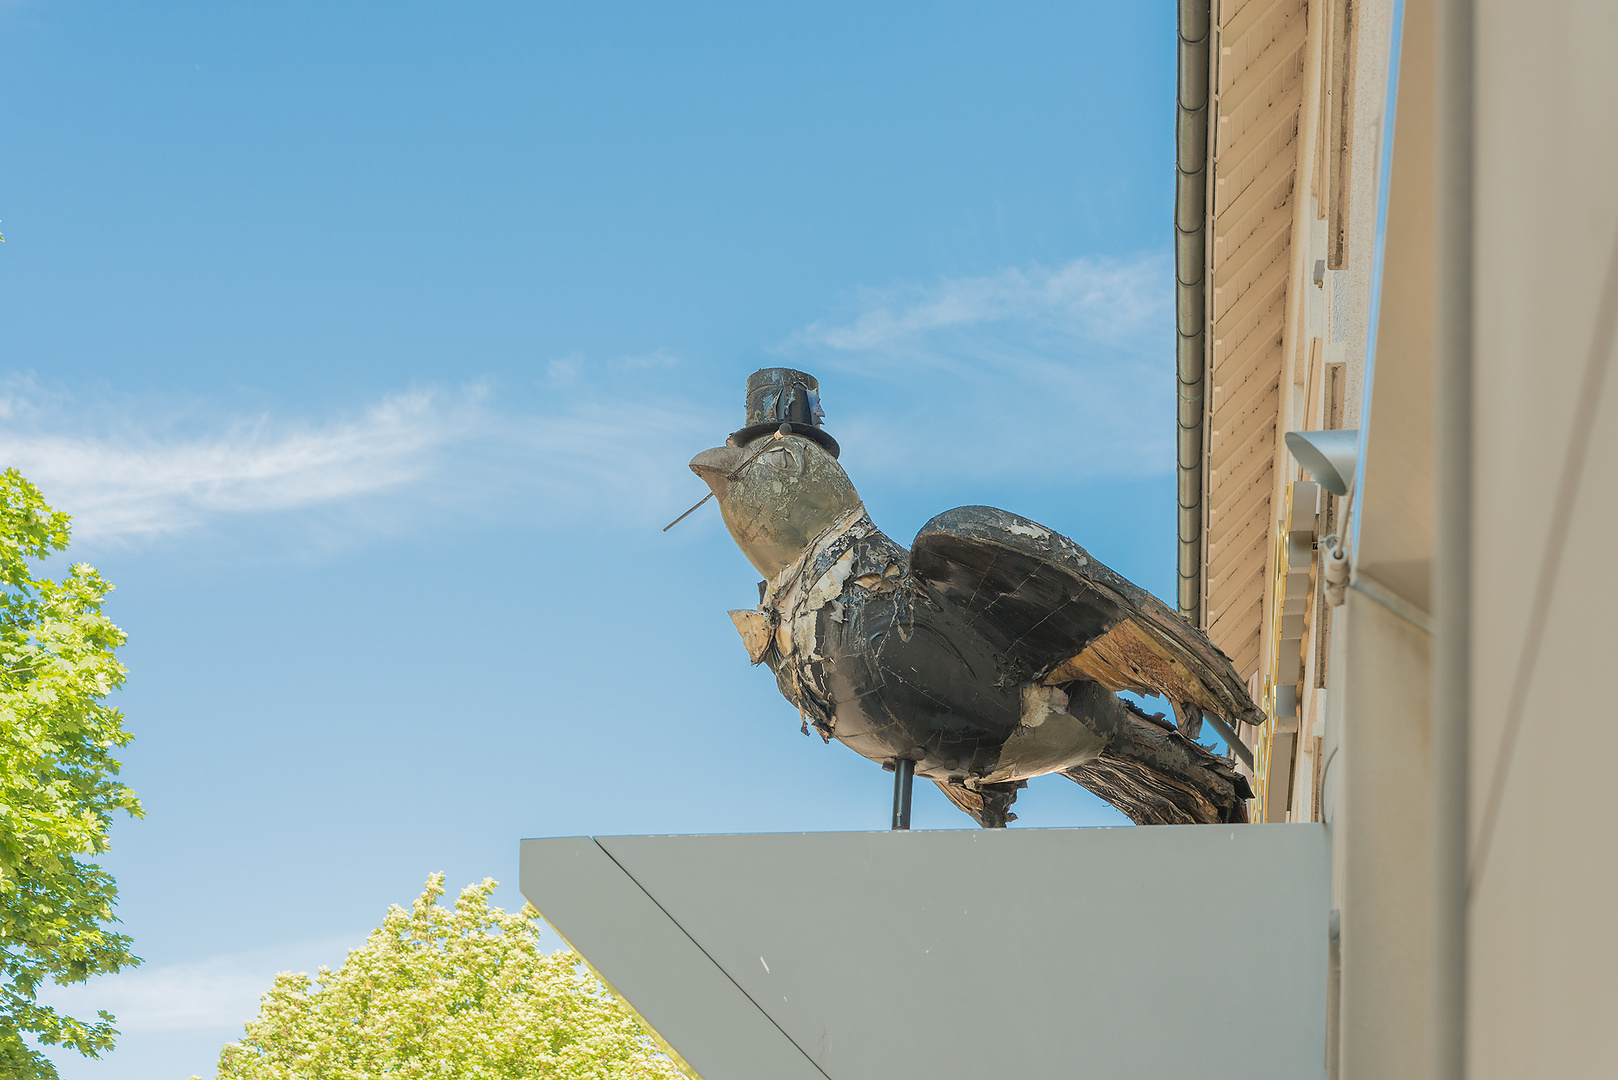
[0,469,141,1078]
[211,875,691,1080]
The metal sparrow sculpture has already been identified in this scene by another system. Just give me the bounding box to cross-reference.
[680,368,1260,827]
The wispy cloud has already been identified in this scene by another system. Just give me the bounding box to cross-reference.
[790,255,1167,355]
[507,398,722,518]
[0,369,726,546]
[0,256,1171,548]
[0,391,471,542]
[780,253,1175,484]
[37,935,365,1033]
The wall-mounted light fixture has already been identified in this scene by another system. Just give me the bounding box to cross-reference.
[1284,429,1359,497]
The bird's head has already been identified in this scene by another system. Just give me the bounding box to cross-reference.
[689,431,862,579]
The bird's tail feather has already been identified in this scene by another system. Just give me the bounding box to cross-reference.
[933,778,1025,828]
[1062,701,1252,825]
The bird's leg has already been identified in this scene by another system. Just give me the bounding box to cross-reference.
[890,758,915,830]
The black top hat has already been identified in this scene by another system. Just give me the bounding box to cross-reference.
[727,368,840,458]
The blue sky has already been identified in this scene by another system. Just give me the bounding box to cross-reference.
[2,2,1183,1075]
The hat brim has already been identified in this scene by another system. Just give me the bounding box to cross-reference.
[727,422,840,459]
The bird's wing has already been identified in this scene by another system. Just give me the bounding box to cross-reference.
[910,506,1263,727]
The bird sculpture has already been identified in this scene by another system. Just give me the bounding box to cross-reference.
[683,368,1262,827]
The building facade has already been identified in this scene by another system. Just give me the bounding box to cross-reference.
[1178,0,1390,826]
[1182,0,1618,1077]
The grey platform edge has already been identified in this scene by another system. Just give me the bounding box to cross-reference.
[521,824,1330,1080]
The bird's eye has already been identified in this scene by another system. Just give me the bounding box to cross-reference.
[761,447,793,469]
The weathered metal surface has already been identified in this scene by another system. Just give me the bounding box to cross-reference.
[727,368,840,458]
[689,370,1261,827]
[726,609,773,665]
[932,778,1024,828]
[1048,620,1228,716]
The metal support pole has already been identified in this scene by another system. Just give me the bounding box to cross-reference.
[891,759,914,830]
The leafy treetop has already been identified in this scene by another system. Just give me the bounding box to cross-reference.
[0,468,141,1079]
[210,875,693,1080]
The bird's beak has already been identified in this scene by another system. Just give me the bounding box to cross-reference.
[689,445,745,498]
